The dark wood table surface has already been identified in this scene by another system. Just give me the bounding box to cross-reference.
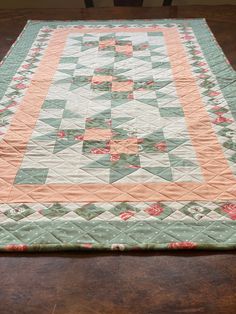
[0,5,236,314]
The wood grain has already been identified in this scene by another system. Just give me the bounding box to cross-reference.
[0,6,236,314]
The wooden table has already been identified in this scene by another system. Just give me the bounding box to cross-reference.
[0,6,236,314]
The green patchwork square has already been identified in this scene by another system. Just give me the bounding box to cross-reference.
[75,204,104,220]
[112,127,133,140]
[60,56,78,63]
[14,168,48,184]
[99,45,115,52]
[91,81,111,91]
[4,205,34,221]
[0,109,12,119]
[42,99,66,109]
[133,42,149,51]
[83,140,110,154]
[41,203,70,219]
[116,40,132,46]
[40,118,61,128]
[224,140,236,151]
[0,119,8,127]
[53,129,84,153]
[181,202,211,220]
[70,76,92,90]
[111,91,133,100]
[109,203,139,216]
[94,67,113,75]
[85,118,110,129]
[147,32,163,36]
[113,153,140,167]
[152,62,170,69]
[110,154,141,183]
[229,153,236,163]
[85,155,111,169]
[160,107,184,117]
[144,167,173,181]
[140,130,165,153]
[165,139,188,152]
[56,129,84,140]
[82,41,98,49]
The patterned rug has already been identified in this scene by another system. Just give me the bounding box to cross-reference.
[0,19,236,251]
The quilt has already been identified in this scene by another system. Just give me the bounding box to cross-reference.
[0,19,236,251]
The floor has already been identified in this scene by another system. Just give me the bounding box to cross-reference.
[0,5,236,314]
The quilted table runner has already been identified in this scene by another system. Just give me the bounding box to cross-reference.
[0,19,236,251]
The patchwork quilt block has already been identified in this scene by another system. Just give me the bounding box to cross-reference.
[0,19,236,251]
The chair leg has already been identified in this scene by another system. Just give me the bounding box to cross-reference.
[84,0,94,8]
